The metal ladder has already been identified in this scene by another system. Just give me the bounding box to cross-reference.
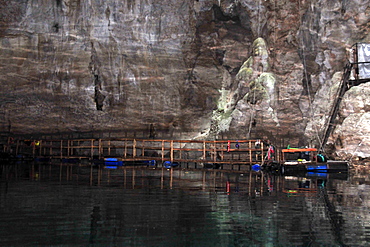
[319,63,352,152]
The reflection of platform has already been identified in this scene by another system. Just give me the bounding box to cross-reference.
[283,161,348,173]
[283,171,349,180]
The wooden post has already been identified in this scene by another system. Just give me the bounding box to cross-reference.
[98,167,101,186]
[7,137,12,153]
[90,165,93,186]
[38,140,42,156]
[66,164,70,181]
[179,142,182,160]
[170,168,173,189]
[98,139,102,159]
[59,163,62,181]
[170,140,174,162]
[90,139,94,159]
[67,140,70,158]
[161,167,164,189]
[213,141,216,163]
[221,141,224,161]
[60,140,63,160]
[133,139,137,157]
[248,172,252,194]
[161,140,164,162]
[32,142,35,159]
[260,174,264,193]
[203,141,206,161]
[255,141,258,161]
[132,168,135,188]
[249,140,252,164]
[123,168,127,188]
[16,140,19,155]
[261,142,264,163]
[124,140,127,158]
[108,140,111,156]
[142,140,145,157]
[202,170,206,190]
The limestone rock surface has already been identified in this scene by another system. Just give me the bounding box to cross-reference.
[332,84,370,158]
[1,0,370,157]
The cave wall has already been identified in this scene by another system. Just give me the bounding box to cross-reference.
[1,0,370,157]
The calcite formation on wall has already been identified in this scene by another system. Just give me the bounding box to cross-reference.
[1,0,370,157]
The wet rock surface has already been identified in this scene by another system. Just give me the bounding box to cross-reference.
[1,0,370,157]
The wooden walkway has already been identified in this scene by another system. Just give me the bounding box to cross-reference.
[6,138,277,166]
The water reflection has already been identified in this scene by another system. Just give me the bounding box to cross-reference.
[0,162,369,246]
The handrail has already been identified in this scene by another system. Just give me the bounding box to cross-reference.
[5,137,274,166]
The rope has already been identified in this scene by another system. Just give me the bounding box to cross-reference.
[298,0,327,153]
[257,0,261,37]
[247,91,256,139]
[300,29,322,151]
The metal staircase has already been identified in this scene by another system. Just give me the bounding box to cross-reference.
[320,55,370,152]
[319,63,352,152]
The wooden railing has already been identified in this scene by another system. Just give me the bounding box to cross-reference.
[6,138,273,165]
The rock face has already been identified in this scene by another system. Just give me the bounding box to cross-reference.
[333,84,370,159]
[1,0,370,157]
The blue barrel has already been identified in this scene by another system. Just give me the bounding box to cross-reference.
[144,160,156,166]
[306,164,327,172]
[163,161,179,168]
[105,158,123,166]
[252,164,261,171]
[306,172,328,178]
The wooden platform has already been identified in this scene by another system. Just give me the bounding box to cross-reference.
[5,138,275,167]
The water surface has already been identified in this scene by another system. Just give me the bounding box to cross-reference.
[0,163,368,246]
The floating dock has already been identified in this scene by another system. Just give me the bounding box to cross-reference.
[279,147,349,173]
[3,138,275,170]
[3,137,349,173]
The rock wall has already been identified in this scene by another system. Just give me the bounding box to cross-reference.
[1,0,370,157]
